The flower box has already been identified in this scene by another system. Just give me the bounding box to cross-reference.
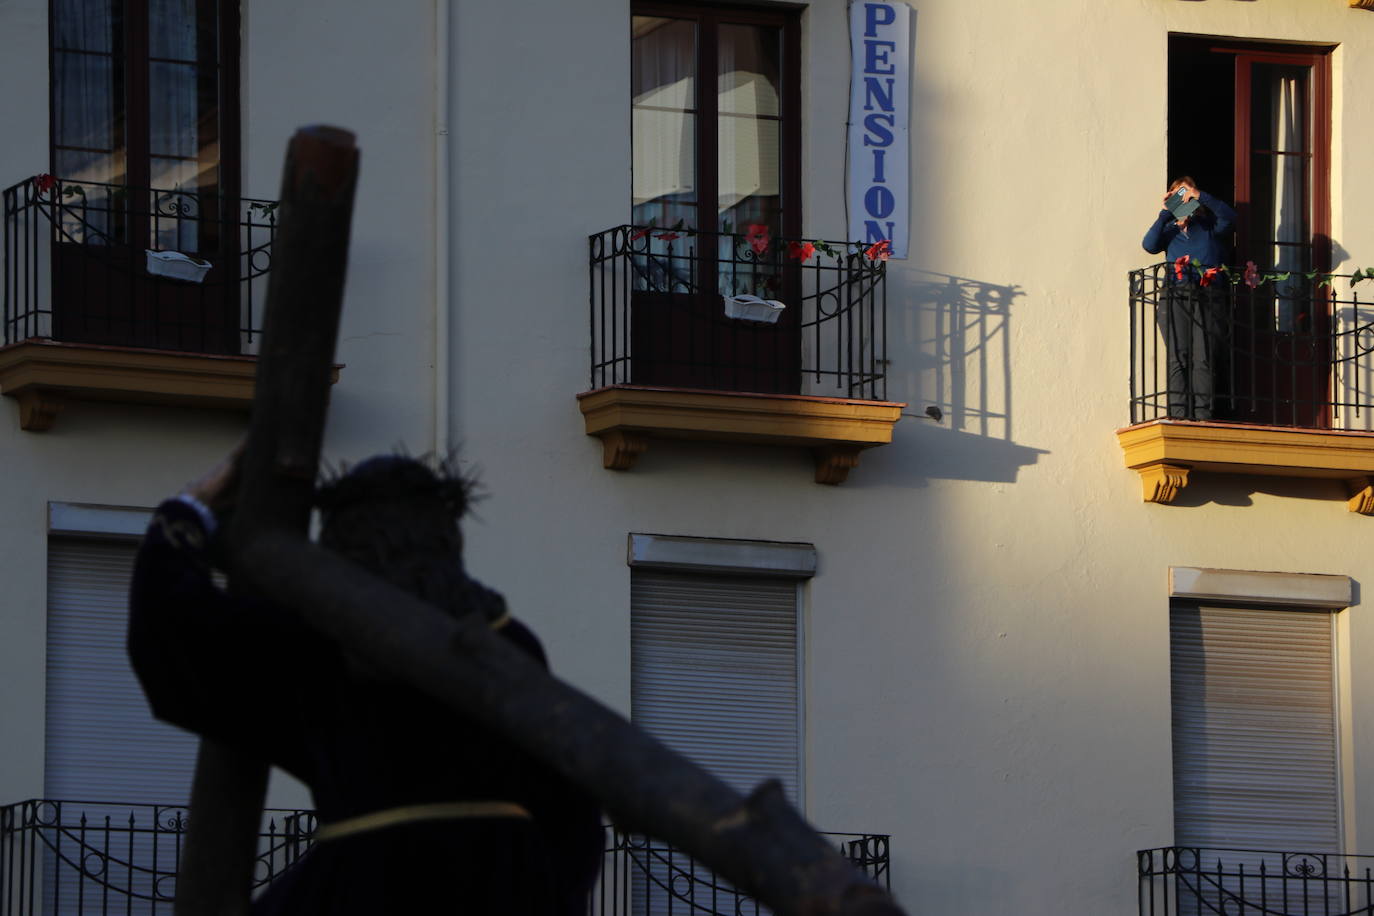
[723,295,786,324]
[145,250,211,283]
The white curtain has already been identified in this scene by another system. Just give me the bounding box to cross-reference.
[1269,69,1306,330]
[631,16,697,225]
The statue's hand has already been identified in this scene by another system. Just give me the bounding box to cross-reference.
[182,439,246,516]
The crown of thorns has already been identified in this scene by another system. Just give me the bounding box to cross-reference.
[314,454,473,520]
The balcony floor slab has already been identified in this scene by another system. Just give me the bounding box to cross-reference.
[1117,419,1374,513]
[578,384,906,485]
[0,339,339,430]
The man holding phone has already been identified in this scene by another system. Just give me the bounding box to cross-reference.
[1142,177,1238,420]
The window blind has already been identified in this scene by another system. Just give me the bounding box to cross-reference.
[45,538,197,805]
[1170,603,1340,852]
[631,570,801,803]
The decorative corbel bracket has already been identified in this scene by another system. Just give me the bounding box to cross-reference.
[1347,477,1374,515]
[15,389,64,431]
[813,446,863,485]
[1136,462,1191,504]
[599,429,649,470]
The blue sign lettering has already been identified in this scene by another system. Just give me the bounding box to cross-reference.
[864,186,895,219]
[864,3,896,37]
[864,40,896,75]
[862,113,894,147]
[863,77,895,113]
[864,220,896,244]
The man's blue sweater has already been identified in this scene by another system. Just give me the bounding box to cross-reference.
[1142,191,1238,274]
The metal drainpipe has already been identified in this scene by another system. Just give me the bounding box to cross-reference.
[433,0,452,455]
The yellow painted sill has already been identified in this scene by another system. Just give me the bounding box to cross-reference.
[0,339,340,430]
[1117,418,1374,513]
[577,384,906,485]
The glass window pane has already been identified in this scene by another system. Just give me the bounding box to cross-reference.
[718,115,779,223]
[53,0,117,52]
[54,51,115,152]
[633,109,696,214]
[633,16,698,228]
[149,0,213,62]
[718,23,780,117]
[149,60,201,164]
[633,17,696,109]
[55,147,123,185]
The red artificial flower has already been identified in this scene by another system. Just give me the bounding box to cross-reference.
[629,226,652,242]
[1243,260,1260,289]
[35,173,56,195]
[654,231,681,241]
[787,241,816,262]
[745,223,771,255]
[1173,255,1191,281]
[865,239,893,261]
[1199,267,1221,288]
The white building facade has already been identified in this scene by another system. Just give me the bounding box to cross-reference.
[5,1,1374,914]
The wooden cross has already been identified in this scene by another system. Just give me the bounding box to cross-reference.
[169,127,907,916]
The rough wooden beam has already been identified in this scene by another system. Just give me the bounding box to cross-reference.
[173,125,359,916]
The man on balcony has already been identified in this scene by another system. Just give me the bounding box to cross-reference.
[1142,177,1238,421]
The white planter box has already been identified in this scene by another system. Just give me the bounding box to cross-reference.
[145,250,211,283]
[723,295,786,324]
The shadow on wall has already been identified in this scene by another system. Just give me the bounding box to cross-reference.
[863,269,1046,487]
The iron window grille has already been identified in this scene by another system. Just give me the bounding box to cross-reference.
[2,175,275,355]
[1139,846,1374,916]
[1129,262,1374,430]
[589,225,889,400]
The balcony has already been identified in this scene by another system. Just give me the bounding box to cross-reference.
[0,799,314,914]
[580,226,906,484]
[0,175,292,430]
[592,826,890,915]
[1139,846,1374,916]
[1118,263,1374,512]
[0,799,890,915]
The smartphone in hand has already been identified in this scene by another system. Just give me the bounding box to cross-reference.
[1166,188,1201,221]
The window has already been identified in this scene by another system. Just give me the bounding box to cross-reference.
[629,3,803,393]
[628,534,813,800]
[627,534,811,915]
[1167,37,1333,425]
[1166,567,1350,914]
[45,507,198,804]
[48,0,242,351]
[45,504,200,909]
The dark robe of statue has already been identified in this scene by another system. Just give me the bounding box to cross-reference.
[127,456,603,914]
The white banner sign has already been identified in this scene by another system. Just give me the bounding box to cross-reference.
[847,1,912,258]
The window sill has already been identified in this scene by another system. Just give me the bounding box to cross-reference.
[1117,419,1374,513]
[0,339,340,430]
[577,384,906,485]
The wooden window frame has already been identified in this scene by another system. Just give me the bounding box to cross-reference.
[48,0,242,202]
[631,0,803,240]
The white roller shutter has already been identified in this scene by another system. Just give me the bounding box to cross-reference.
[46,537,197,805]
[1170,603,1340,852]
[631,570,800,803]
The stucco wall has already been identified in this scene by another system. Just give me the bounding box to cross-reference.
[0,0,439,812]
[446,1,1374,913]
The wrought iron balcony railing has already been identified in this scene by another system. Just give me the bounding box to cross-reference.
[2,175,276,356]
[1139,846,1374,916]
[1,799,890,916]
[1129,262,1374,430]
[589,225,889,400]
[0,799,314,915]
[591,826,890,916]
